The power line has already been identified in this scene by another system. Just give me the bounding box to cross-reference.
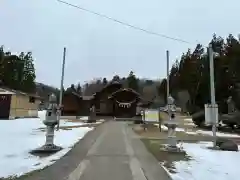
[56,0,193,44]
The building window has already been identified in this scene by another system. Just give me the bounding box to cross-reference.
[29,96,35,103]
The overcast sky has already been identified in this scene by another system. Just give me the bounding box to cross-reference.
[0,0,239,88]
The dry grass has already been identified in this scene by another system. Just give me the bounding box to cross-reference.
[133,124,213,142]
[141,138,191,174]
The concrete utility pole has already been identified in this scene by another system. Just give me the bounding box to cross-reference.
[57,47,67,130]
[165,51,177,150]
[208,43,217,147]
[166,50,170,99]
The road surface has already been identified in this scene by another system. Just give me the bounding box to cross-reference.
[18,120,171,180]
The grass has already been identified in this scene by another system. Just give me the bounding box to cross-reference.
[133,124,213,142]
[141,138,191,173]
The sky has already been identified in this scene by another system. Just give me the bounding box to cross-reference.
[0,0,239,88]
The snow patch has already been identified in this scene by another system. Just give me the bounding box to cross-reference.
[165,141,240,180]
[184,122,195,126]
[153,124,185,132]
[196,130,240,138]
[0,117,93,178]
[79,116,89,121]
[184,118,193,123]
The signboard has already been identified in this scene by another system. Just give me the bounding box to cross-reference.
[144,109,159,123]
[205,104,218,125]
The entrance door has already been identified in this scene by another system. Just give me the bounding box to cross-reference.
[0,94,11,119]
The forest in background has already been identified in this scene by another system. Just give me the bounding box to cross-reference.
[158,34,240,113]
[0,46,36,93]
[65,71,161,102]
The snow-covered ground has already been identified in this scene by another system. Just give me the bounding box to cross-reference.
[186,129,240,138]
[0,111,98,178]
[144,110,240,179]
[182,117,240,138]
[153,116,240,138]
[164,141,240,180]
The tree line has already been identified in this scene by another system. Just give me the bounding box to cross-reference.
[0,46,36,93]
[158,34,240,114]
[66,71,161,101]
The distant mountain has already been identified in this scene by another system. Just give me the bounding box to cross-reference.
[35,82,60,101]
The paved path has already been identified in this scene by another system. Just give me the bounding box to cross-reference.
[17,120,171,180]
[67,121,171,180]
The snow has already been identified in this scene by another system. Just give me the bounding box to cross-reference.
[184,118,193,123]
[184,122,195,126]
[195,130,240,138]
[165,141,240,180]
[182,117,240,138]
[79,116,89,121]
[154,124,185,132]
[0,115,94,178]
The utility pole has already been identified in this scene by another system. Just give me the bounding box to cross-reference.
[209,43,217,147]
[166,50,170,99]
[57,47,67,130]
[166,50,176,147]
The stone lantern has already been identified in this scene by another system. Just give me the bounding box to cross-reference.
[162,95,185,153]
[31,94,62,154]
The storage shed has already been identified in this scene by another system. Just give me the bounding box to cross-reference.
[0,88,41,119]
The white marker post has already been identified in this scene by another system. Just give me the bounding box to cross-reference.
[57,47,67,130]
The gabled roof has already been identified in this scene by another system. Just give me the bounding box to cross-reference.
[108,88,141,99]
[0,88,15,95]
[0,87,42,99]
[64,91,81,98]
[64,91,94,100]
[93,81,122,96]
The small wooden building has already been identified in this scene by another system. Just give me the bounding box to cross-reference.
[62,91,94,116]
[62,81,142,118]
[0,88,42,119]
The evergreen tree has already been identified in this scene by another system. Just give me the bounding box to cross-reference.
[158,78,167,104]
[126,71,139,92]
[76,83,82,95]
[21,52,36,92]
[102,77,108,85]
